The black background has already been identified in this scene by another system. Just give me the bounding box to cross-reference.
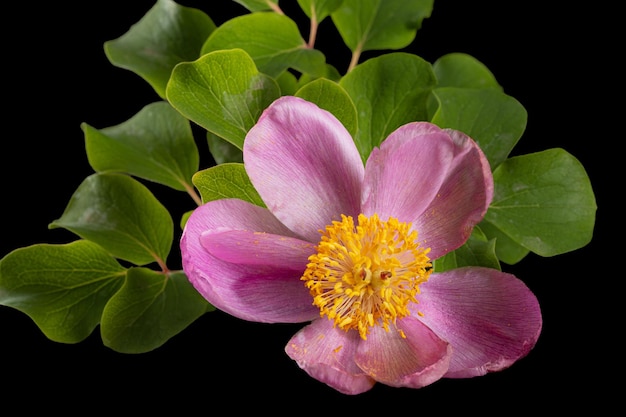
[2,0,610,412]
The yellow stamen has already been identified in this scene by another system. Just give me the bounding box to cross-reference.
[302,213,431,340]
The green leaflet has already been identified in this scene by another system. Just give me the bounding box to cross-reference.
[0,241,125,343]
[232,0,279,12]
[429,87,527,170]
[433,52,502,90]
[83,101,199,192]
[201,12,326,78]
[297,0,344,22]
[340,52,436,161]
[483,148,597,259]
[193,163,265,207]
[104,0,216,98]
[478,221,529,265]
[166,49,280,149]
[101,269,213,354]
[295,78,358,137]
[433,227,501,272]
[332,0,433,52]
[275,71,300,96]
[0,241,212,352]
[49,173,173,267]
[207,131,244,165]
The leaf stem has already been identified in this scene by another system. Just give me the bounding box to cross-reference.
[307,12,319,48]
[156,257,170,275]
[267,1,283,14]
[184,182,203,206]
[347,42,363,73]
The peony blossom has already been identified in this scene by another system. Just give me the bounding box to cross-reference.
[181,96,542,395]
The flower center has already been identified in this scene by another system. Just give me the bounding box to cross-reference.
[302,213,432,340]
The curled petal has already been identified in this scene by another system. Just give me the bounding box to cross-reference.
[181,199,318,323]
[361,122,454,223]
[416,267,542,378]
[182,198,297,236]
[354,316,451,389]
[244,96,364,242]
[414,129,494,258]
[446,129,494,206]
[201,229,314,268]
[285,319,376,395]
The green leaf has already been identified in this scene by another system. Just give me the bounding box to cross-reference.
[483,148,597,257]
[207,132,244,164]
[295,78,358,136]
[331,0,433,53]
[275,70,299,95]
[297,63,342,86]
[433,53,502,90]
[82,101,199,192]
[180,210,193,230]
[232,0,279,12]
[193,163,265,206]
[297,0,344,22]
[49,173,173,266]
[166,48,280,149]
[339,52,436,161]
[101,269,213,354]
[104,0,216,98]
[429,87,527,170]
[0,241,125,344]
[201,12,326,78]
[433,227,501,272]
[478,220,530,265]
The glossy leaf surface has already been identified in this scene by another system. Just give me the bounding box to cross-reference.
[0,241,125,343]
[478,220,530,265]
[433,227,501,272]
[104,0,216,98]
[483,148,597,257]
[201,12,326,78]
[433,53,502,90]
[207,132,244,164]
[166,49,280,149]
[429,87,527,170]
[297,0,344,21]
[83,101,199,192]
[340,52,436,161]
[49,173,173,266]
[101,269,213,353]
[232,0,279,12]
[295,78,358,136]
[332,0,433,52]
[193,163,265,206]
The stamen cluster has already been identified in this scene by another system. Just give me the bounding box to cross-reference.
[302,213,432,339]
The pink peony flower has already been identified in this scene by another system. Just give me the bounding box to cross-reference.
[181,96,542,395]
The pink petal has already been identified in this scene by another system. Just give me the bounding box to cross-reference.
[285,318,376,395]
[361,122,454,223]
[181,199,318,323]
[413,129,494,258]
[416,267,542,378]
[183,198,297,237]
[201,263,317,323]
[244,96,365,242]
[201,229,315,268]
[354,316,452,389]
